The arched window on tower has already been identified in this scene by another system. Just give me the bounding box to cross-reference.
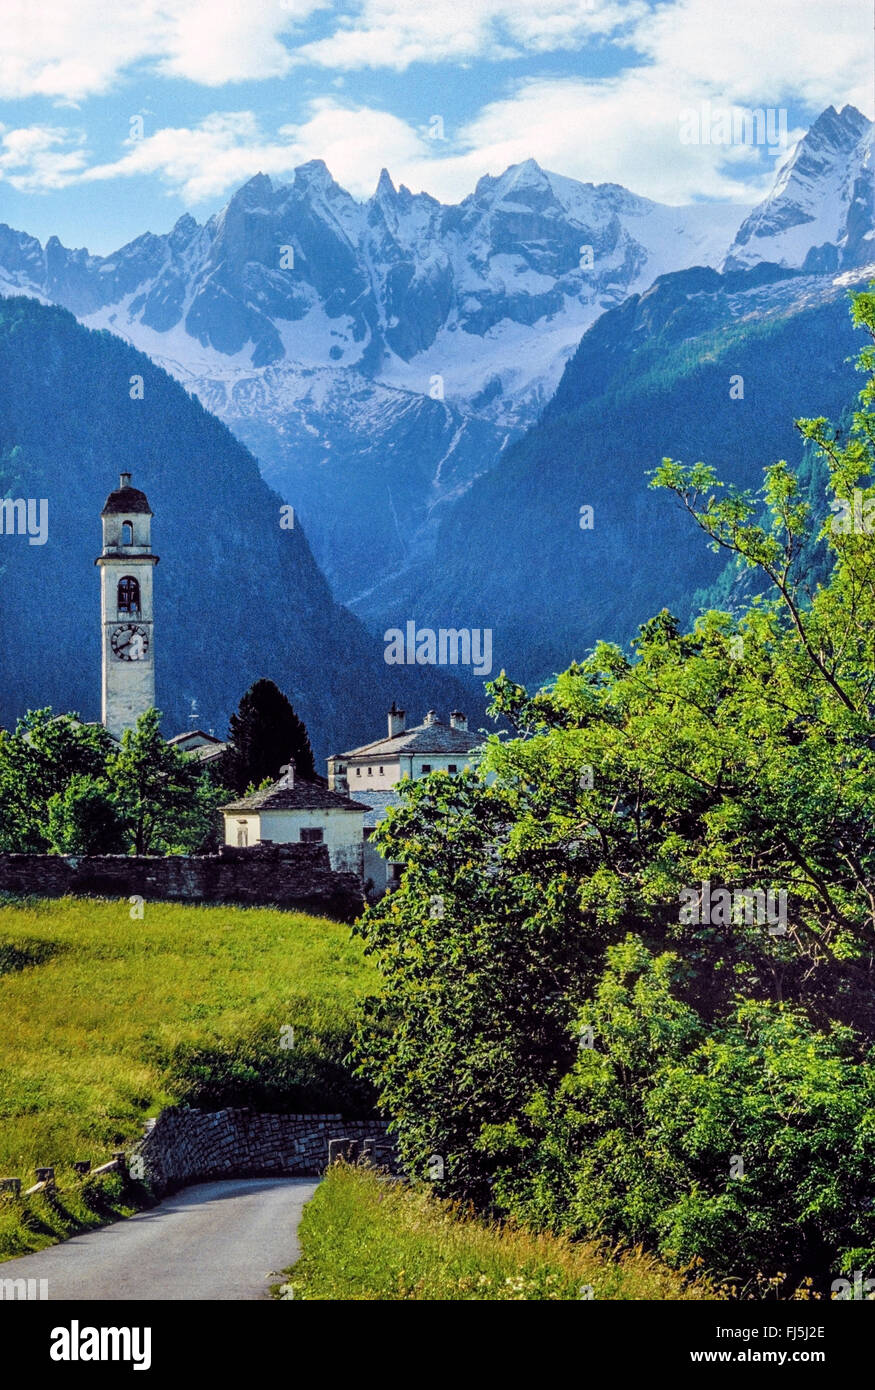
[121,521,133,545]
[118,575,140,614]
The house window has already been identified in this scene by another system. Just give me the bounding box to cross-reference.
[368,766,373,776]
[121,521,134,545]
[421,764,432,774]
[379,766,383,774]
[301,827,324,843]
[117,575,140,613]
[236,821,248,847]
[356,767,361,777]
[448,764,457,773]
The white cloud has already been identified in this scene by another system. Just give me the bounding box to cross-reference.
[0,73,838,211]
[405,77,805,205]
[0,0,325,101]
[0,124,89,190]
[0,0,640,100]
[296,0,873,108]
[296,0,643,71]
[76,104,427,203]
[276,100,427,191]
[0,0,870,111]
[632,0,873,114]
[155,0,321,86]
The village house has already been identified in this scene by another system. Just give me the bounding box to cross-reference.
[326,705,482,897]
[166,729,228,766]
[327,703,480,790]
[220,766,369,877]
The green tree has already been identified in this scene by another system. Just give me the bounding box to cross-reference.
[352,767,597,1206]
[351,285,875,1285]
[222,678,316,793]
[46,773,127,854]
[172,770,232,855]
[490,937,875,1292]
[0,710,116,851]
[106,709,203,855]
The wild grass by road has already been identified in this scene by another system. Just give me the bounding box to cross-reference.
[283,1164,721,1301]
[0,894,378,1259]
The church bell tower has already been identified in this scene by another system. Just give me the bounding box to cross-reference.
[96,472,159,740]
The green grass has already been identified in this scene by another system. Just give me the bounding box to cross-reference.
[281,1164,721,1301]
[0,894,378,1259]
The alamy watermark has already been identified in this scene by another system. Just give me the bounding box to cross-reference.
[0,498,48,545]
[678,103,788,149]
[50,1323,151,1369]
[384,622,492,677]
[679,880,787,935]
[0,1277,48,1300]
[831,1271,875,1300]
[829,490,875,534]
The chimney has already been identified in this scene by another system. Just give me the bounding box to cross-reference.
[279,762,295,788]
[424,710,439,726]
[450,710,467,731]
[328,758,348,794]
[119,471,132,489]
[388,702,406,737]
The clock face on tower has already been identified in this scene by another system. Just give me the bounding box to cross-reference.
[111,623,149,661]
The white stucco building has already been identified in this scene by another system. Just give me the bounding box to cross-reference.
[326,705,481,792]
[326,706,483,898]
[221,767,369,877]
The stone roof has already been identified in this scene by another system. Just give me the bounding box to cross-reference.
[167,729,224,746]
[167,730,227,763]
[336,716,482,761]
[189,743,227,764]
[101,484,152,516]
[354,789,403,829]
[222,778,370,814]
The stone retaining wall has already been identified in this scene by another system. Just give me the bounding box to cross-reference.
[132,1107,395,1193]
[0,843,362,920]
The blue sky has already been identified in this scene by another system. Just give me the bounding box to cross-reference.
[0,0,871,253]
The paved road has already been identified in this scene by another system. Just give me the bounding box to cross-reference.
[3,1177,320,1300]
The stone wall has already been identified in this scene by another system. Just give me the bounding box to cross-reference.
[0,842,363,920]
[131,1107,395,1193]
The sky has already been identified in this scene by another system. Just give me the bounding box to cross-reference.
[0,0,871,253]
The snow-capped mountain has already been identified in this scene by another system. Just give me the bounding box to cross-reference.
[0,104,869,606]
[0,156,747,414]
[724,105,873,272]
[0,156,747,601]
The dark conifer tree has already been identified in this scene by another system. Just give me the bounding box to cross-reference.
[223,679,316,793]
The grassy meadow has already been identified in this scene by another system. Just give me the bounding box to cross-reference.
[0,894,378,1258]
[282,1164,721,1301]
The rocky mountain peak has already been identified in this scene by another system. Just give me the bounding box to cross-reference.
[292,158,346,199]
[471,157,552,204]
[228,171,275,209]
[724,103,873,271]
[807,103,870,147]
[374,167,398,201]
